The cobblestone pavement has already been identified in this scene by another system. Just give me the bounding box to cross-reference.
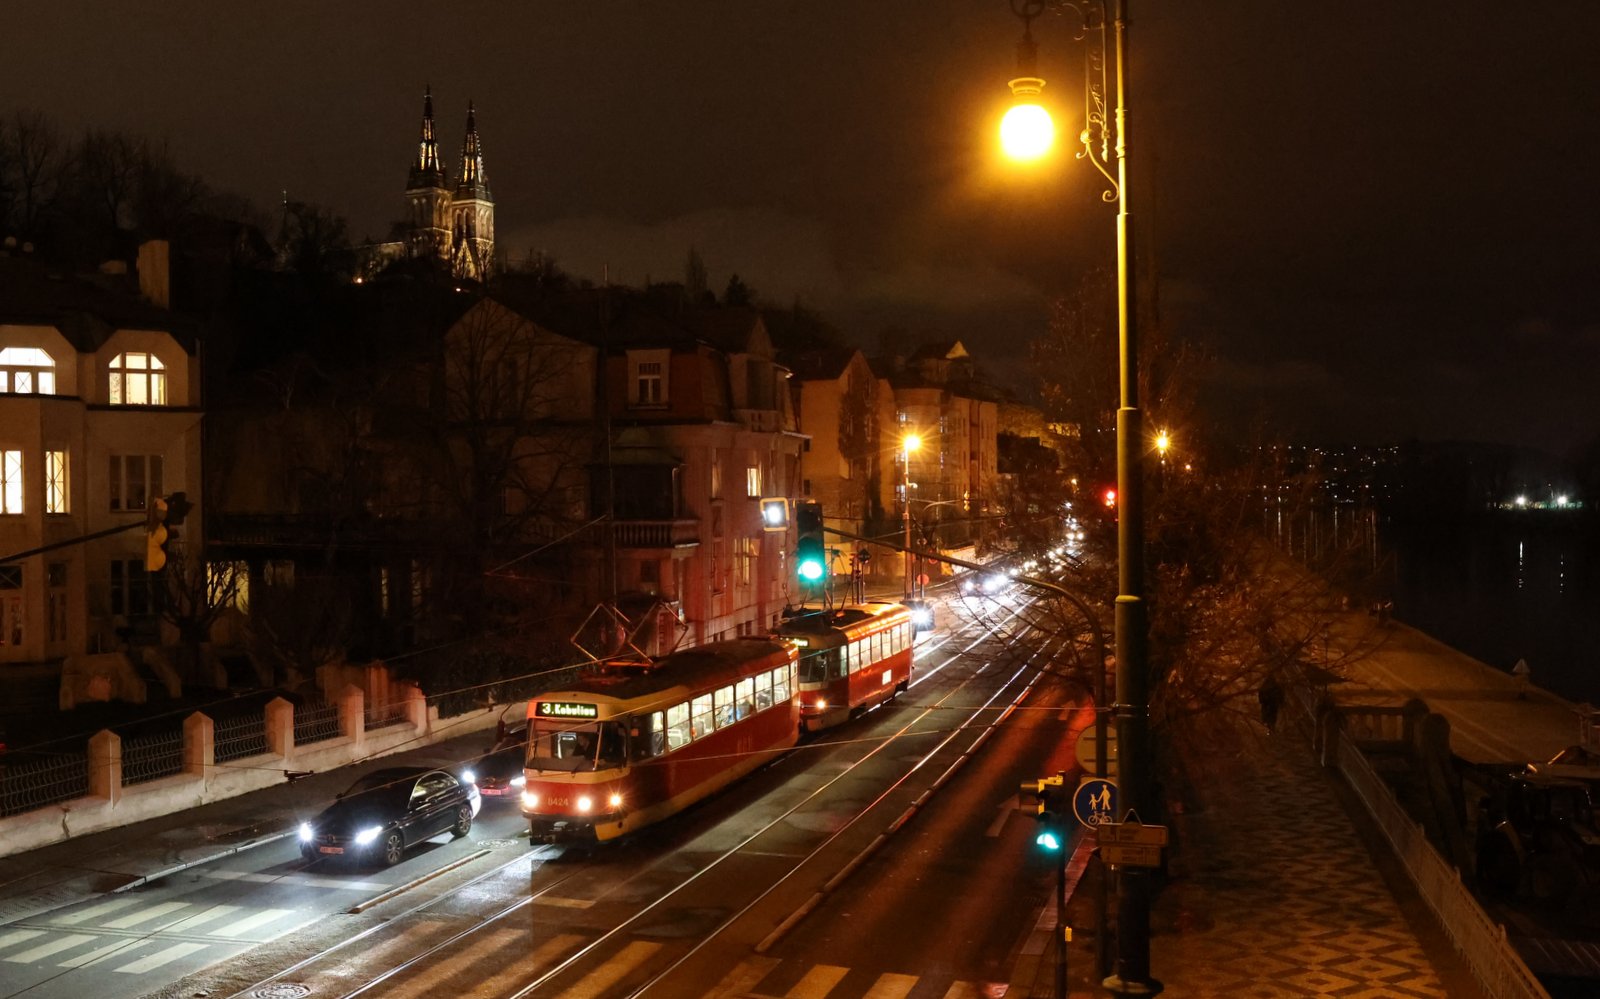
[1023,725,1484,998]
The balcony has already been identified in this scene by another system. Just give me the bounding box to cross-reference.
[613,518,700,549]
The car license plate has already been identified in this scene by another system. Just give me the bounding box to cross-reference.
[318,846,344,855]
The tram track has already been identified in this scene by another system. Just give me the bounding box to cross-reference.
[210,599,1044,999]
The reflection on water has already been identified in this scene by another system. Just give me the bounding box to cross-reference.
[1386,516,1600,704]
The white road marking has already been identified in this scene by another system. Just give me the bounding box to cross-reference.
[986,798,1014,837]
[391,926,522,994]
[702,955,781,998]
[162,904,241,933]
[532,895,595,909]
[5,933,96,964]
[786,964,850,998]
[560,940,662,997]
[59,938,149,969]
[863,972,919,998]
[112,941,208,974]
[0,930,45,952]
[207,907,292,938]
[105,901,188,929]
[471,933,585,995]
[201,869,390,890]
[50,898,140,925]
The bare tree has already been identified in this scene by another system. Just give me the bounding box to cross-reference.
[4,110,66,242]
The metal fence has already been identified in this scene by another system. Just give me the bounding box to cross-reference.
[293,701,341,746]
[364,697,410,731]
[0,752,89,817]
[214,712,269,763]
[121,730,184,786]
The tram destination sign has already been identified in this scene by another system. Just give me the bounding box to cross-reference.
[537,702,599,720]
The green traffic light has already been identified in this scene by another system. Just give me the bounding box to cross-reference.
[798,559,824,582]
[1036,829,1062,850]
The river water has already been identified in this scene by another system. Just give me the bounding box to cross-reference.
[1385,514,1600,705]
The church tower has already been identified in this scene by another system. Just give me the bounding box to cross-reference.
[451,100,495,279]
[404,86,453,261]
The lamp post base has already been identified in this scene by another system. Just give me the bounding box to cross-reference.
[1102,974,1164,997]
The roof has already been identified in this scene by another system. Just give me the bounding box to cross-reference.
[538,638,795,705]
[787,346,861,382]
[0,253,197,354]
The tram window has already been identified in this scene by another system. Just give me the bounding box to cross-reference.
[772,666,791,702]
[852,641,864,672]
[665,703,692,751]
[633,711,666,759]
[799,649,829,684]
[872,633,882,660]
[714,685,735,729]
[735,677,754,720]
[691,693,715,738]
[754,670,773,710]
[598,721,629,768]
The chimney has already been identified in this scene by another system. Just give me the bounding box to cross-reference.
[137,239,171,308]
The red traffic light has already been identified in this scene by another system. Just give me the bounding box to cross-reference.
[1102,488,1117,509]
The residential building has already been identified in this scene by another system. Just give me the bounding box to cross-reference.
[0,241,202,663]
[790,347,884,539]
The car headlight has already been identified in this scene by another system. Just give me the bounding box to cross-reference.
[354,825,384,846]
[462,769,476,784]
[577,795,593,813]
[298,822,313,842]
[912,609,932,627]
[521,789,539,810]
[511,774,526,788]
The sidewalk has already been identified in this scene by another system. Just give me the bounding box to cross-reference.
[1010,610,1586,998]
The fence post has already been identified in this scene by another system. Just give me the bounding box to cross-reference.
[400,681,428,732]
[183,712,214,777]
[340,683,366,748]
[265,697,294,757]
[88,729,122,806]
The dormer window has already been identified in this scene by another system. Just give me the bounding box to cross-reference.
[628,349,670,407]
[0,347,56,394]
[109,352,167,405]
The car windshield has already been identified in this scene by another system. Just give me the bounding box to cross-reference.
[342,771,415,798]
[527,720,628,772]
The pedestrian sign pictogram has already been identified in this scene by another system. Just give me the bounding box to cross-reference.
[1073,777,1118,828]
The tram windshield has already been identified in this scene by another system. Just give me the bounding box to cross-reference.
[527,719,629,772]
[797,648,840,685]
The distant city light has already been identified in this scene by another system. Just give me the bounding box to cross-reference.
[1515,496,1527,507]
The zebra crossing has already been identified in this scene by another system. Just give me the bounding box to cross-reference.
[0,896,306,976]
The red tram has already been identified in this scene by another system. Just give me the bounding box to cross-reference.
[519,638,799,841]
[773,601,915,733]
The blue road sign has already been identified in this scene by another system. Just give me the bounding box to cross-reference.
[1073,777,1119,828]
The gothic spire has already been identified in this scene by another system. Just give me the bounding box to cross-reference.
[408,84,447,189]
[456,100,492,200]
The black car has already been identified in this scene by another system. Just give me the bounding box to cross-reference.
[473,724,528,801]
[299,766,480,867]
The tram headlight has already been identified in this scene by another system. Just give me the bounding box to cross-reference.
[577,795,593,813]
[521,789,539,810]
[815,698,827,711]
[608,792,623,810]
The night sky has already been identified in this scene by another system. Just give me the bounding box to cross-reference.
[6,2,1598,454]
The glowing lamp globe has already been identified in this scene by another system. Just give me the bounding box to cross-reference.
[1001,102,1055,161]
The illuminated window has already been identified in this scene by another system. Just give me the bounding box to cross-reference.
[109,454,162,511]
[45,450,67,514]
[735,536,758,586]
[208,561,249,613]
[710,450,722,498]
[0,451,21,514]
[0,347,57,394]
[745,464,761,498]
[108,352,167,405]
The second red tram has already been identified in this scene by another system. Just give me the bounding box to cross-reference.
[519,638,799,841]
[774,601,915,733]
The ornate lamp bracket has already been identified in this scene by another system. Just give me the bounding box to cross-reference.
[1011,0,1120,203]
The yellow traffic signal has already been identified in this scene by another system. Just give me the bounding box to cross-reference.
[145,496,169,572]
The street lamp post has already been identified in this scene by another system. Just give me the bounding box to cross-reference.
[902,434,922,598]
[1000,1,1161,995]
